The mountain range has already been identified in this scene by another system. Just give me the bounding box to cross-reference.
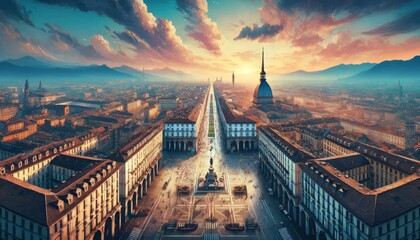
[339,56,420,83]
[0,56,191,86]
[277,63,375,81]
[275,56,419,84]
[0,55,418,86]
[148,67,191,80]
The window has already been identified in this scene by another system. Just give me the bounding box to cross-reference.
[57,201,64,211]
[67,194,73,204]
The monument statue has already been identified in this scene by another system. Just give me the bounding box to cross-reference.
[210,157,213,166]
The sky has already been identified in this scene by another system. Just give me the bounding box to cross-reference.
[0,0,419,82]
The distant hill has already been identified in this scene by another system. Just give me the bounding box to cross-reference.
[113,65,144,78]
[2,56,51,68]
[112,65,159,80]
[275,62,375,81]
[0,60,133,85]
[148,67,191,80]
[339,56,420,83]
[0,56,192,86]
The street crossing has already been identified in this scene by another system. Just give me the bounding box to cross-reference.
[127,227,142,240]
[278,227,293,240]
[203,233,220,240]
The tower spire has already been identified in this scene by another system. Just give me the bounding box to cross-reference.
[262,47,265,72]
[232,71,235,86]
[260,47,266,81]
[25,79,29,92]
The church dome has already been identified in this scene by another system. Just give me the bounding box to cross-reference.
[253,81,273,99]
[253,48,273,105]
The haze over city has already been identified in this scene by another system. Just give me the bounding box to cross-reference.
[0,1,419,240]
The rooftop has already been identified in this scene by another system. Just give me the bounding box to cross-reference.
[259,126,314,163]
[218,97,255,124]
[301,159,420,226]
[325,132,420,175]
[114,125,162,162]
[319,153,370,172]
[0,154,120,226]
[0,131,97,174]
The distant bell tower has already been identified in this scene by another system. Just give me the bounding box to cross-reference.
[23,79,30,108]
[24,79,29,96]
[232,71,235,86]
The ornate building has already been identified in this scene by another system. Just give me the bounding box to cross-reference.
[251,48,294,124]
[253,48,273,107]
[22,80,65,108]
[113,125,163,222]
[0,131,121,240]
[214,90,257,153]
[163,88,209,152]
[258,122,420,240]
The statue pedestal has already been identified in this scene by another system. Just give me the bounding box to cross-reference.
[196,163,226,193]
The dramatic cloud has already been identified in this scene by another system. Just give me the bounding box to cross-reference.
[270,0,412,18]
[176,0,223,54]
[292,34,323,47]
[363,9,420,36]
[113,30,150,51]
[45,23,104,60]
[234,23,283,41]
[237,0,413,43]
[317,31,420,63]
[0,0,34,26]
[0,23,53,59]
[91,34,128,61]
[37,0,191,64]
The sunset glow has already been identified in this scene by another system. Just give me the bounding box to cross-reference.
[0,0,419,83]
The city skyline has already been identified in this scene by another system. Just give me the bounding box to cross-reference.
[0,2,419,239]
[0,0,419,81]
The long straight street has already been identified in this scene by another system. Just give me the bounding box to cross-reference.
[120,84,302,240]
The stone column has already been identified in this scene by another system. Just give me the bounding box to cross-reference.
[139,185,143,199]
[143,181,147,195]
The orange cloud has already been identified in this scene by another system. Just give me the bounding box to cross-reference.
[176,0,223,54]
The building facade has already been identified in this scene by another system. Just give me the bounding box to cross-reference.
[114,125,163,221]
[258,126,314,222]
[0,154,121,240]
[164,88,209,152]
[340,119,407,149]
[0,105,18,121]
[215,94,257,152]
[258,123,420,240]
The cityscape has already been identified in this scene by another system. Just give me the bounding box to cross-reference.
[0,1,419,240]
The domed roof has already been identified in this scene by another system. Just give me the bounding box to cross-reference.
[253,47,273,105]
[253,81,273,99]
